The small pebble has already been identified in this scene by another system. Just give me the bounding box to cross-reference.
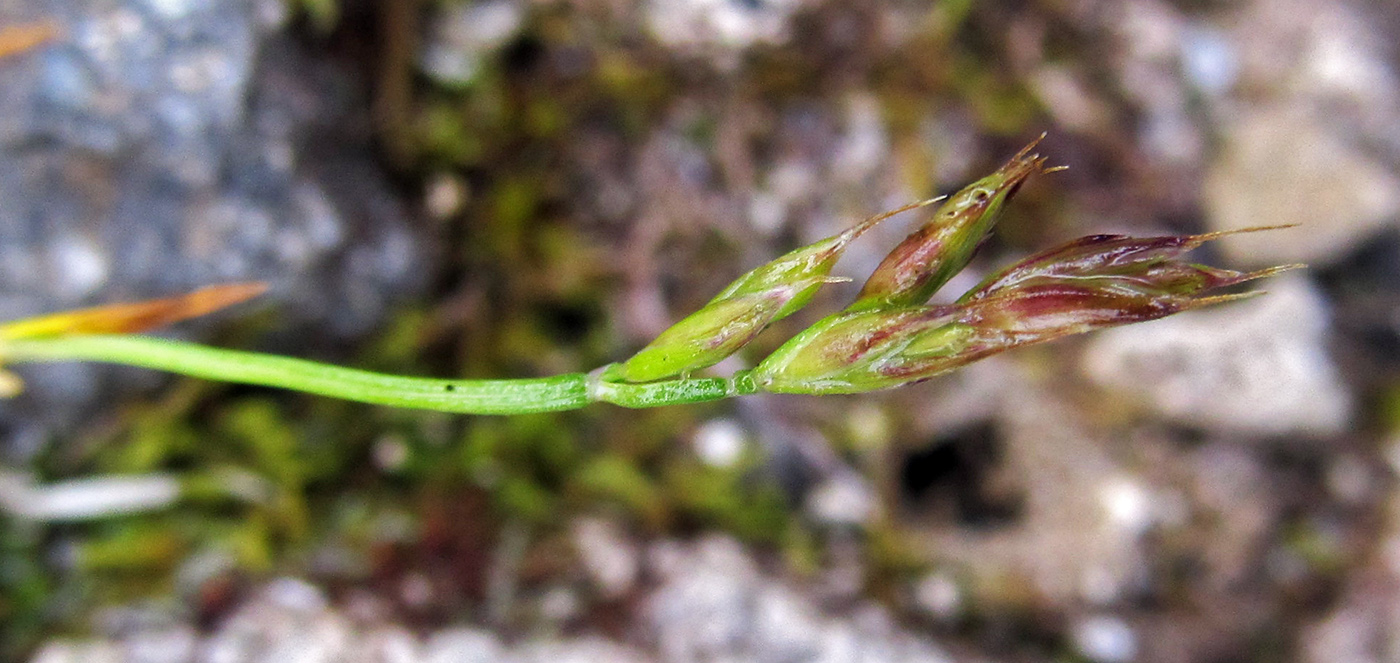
[1073,615,1138,663]
[692,418,746,467]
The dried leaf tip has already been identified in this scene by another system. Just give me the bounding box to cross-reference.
[0,21,60,59]
[0,282,270,340]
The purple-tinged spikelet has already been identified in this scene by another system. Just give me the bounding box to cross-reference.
[751,230,1298,394]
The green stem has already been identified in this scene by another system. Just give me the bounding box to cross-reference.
[593,369,757,409]
[0,335,754,414]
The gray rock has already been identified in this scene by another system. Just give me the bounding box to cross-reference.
[509,638,653,663]
[747,585,823,661]
[1184,444,1276,588]
[913,377,1153,607]
[0,0,428,444]
[29,565,964,663]
[1202,0,1400,266]
[260,577,330,614]
[645,536,956,663]
[122,627,198,663]
[1071,616,1137,663]
[1082,274,1352,437]
[647,537,757,661]
[1110,0,1206,167]
[805,471,878,527]
[571,517,640,598]
[345,628,421,663]
[1179,25,1240,98]
[911,574,962,622]
[199,579,349,663]
[421,629,503,663]
[691,418,748,468]
[1303,576,1400,663]
[645,0,809,57]
[30,641,125,663]
[1203,106,1400,266]
[419,0,525,86]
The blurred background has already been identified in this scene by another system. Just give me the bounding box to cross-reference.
[1,0,1398,661]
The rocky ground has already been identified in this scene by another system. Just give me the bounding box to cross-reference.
[4,0,1400,662]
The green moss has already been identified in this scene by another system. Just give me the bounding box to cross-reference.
[286,0,340,33]
[569,454,667,526]
[664,461,790,542]
[950,54,1039,135]
[497,475,558,524]
[0,520,52,660]
[77,524,185,573]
